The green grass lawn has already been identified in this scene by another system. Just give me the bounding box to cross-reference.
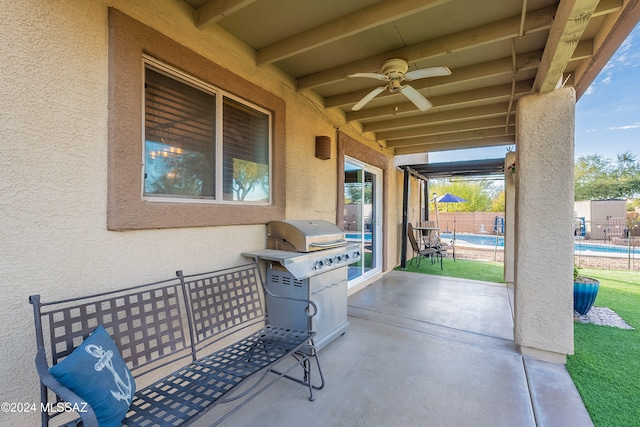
[566,268,640,427]
[398,256,505,283]
[402,258,640,426]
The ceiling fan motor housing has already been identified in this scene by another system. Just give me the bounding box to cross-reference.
[381,58,409,80]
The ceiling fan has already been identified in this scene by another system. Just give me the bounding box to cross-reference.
[348,58,451,111]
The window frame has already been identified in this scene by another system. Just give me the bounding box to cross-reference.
[107,9,285,230]
[142,57,273,205]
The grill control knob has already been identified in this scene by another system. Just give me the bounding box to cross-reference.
[343,254,350,261]
[313,260,324,270]
[334,256,342,263]
[326,258,333,266]
[353,250,361,259]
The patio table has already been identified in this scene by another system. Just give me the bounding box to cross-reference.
[413,226,440,249]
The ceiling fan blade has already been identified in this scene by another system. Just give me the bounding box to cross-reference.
[404,66,451,81]
[347,72,388,81]
[400,85,432,111]
[352,86,387,111]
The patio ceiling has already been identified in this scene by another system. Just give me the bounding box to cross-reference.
[184,0,640,156]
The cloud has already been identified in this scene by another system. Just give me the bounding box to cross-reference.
[587,29,640,91]
[609,28,640,68]
[609,122,640,130]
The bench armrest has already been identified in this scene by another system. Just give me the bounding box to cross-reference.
[34,350,99,427]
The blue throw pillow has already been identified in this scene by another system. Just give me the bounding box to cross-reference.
[49,325,136,427]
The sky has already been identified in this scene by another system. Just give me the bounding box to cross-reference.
[430,23,640,164]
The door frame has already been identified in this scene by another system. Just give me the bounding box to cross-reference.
[343,157,383,285]
[336,131,388,277]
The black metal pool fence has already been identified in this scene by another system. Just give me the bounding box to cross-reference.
[438,217,640,271]
[573,220,640,271]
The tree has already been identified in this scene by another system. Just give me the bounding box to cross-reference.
[344,182,372,204]
[429,179,500,212]
[575,151,640,200]
[491,191,505,212]
[232,158,268,201]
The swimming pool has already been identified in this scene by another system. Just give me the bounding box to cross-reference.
[348,231,639,257]
[441,233,503,247]
[346,232,372,241]
[574,241,640,256]
[440,232,640,256]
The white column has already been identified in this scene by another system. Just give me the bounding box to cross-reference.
[504,151,516,288]
[514,88,575,364]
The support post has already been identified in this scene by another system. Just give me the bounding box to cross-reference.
[400,167,410,269]
[514,88,575,363]
[504,151,516,288]
[424,180,430,221]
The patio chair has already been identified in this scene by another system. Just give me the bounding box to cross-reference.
[418,220,455,261]
[436,237,456,261]
[408,223,442,269]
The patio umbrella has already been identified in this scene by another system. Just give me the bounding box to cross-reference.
[436,193,468,204]
[434,193,468,233]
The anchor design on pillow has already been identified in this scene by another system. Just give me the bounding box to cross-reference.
[85,344,133,405]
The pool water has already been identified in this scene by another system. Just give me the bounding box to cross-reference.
[442,233,503,247]
[346,232,372,241]
[440,232,640,256]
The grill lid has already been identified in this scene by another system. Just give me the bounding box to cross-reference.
[267,220,347,252]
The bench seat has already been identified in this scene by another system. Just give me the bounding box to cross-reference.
[30,263,324,427]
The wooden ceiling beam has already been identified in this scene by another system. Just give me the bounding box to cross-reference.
[387,127,514,149]
[297,5,556,90]
[364,102,513,132]
[592,0,624,17]
[534,0,601,93]
[377,116,516,141]
[573,0,638,98]
[347,79,532,122]
[195,0,258,29]
[256,0,449,65]
[393,135,515,155]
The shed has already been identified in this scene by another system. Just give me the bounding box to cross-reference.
[574,200,627,240]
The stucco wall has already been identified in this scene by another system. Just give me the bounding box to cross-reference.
[514,88,575,362]
[0,1,397,423]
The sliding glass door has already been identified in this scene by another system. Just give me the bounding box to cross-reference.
[343,158,382,286]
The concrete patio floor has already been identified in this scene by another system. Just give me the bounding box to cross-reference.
[195,270,593,427]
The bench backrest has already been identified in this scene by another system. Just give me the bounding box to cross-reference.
[31,276,192,378]
[179,263,267,356]
[30,262,268,425]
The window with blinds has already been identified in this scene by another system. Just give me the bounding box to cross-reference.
[223,98,269,201]
[143,63,271,203]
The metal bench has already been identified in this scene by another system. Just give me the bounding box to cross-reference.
[30,262,324,427]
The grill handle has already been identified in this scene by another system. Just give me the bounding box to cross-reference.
[310,239,347,248]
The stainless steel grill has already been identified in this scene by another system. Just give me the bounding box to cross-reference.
[263,220,361,278]
[267,219,347,252]
[243,219,360,351]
